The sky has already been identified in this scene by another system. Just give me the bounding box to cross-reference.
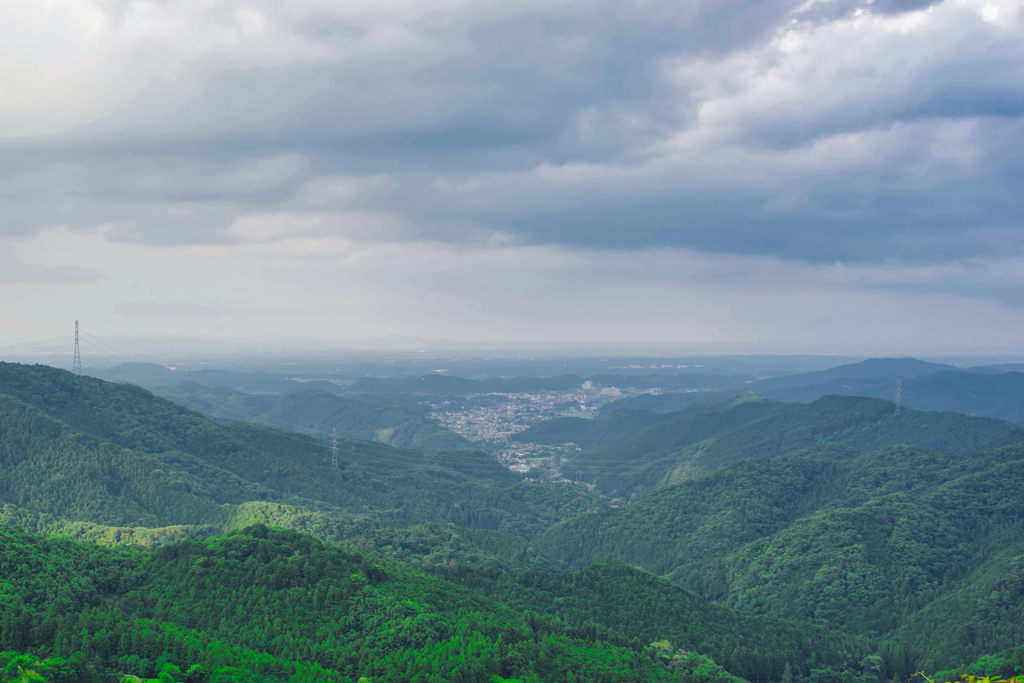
[1,0,1023,355]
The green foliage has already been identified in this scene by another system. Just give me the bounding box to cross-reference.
[429,556,851,681]
[560,392,1024,498]
[534,441,1024,671]
[7,361,1024,682]
[0,650,89,683]
[517,410,663,451]
[340,523,564,572]
[890,546,1024,673]
[761,370,1024,428]
[0,362,601,540]
[153,383,474,451]
[0,525,763,682]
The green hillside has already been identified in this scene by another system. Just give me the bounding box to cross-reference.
[597,359,958,415]
[533,442,1024,673]
[0,362,600,541]
[516,409,662,450]
[891,541,1024,672]
[0,524,859,682]
[764,371,1024,426]
[6,360,1024,682]
[153,382,474,450]
[750,358,960,392]
[432,557,853,680]
[597,391,719,415]
[567,393,1023,497]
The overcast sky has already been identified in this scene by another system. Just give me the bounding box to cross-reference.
[2,0,1023,355]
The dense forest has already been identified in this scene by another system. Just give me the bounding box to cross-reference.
[0,524,858,683]
[152,383,475,451]
[599,359,1024,427]
[3,361,1024,681]
[0,363,600,540]
[524,391,1023,498]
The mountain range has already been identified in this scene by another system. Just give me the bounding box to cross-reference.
[603,358,1024,426]
[2,358,1024,682]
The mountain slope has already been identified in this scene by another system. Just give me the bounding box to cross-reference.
[533,442,1024,673]
[750,358,961,391]
[0,525,664,682]
[599,358,972,416]
[516,409,663,450]
[569,394,1024,497]
[0,525,860,682]
[597,390,722,415]
[153,382,474,450]
[763,371,1024,426]
[0,362,600,540]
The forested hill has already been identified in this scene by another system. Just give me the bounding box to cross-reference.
[522,392,787,457]
[761,371,1024,426]
[153,382,474,451]
[596,359,961,415]
[545,393,1024,497]
[6,360,1024,682]
[0,362,600,541]
[0,524,859,683]
[532,441,1024,671]
[749,357,961,391]
[515,408,664,450]
[602,360,1024,427]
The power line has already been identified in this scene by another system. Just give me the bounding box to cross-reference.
[0,334,73,352]
[79,330,144,365]
[77,338,134,367]
[73,321,82,377]
[330,428,339,470]
[0,329,70,344]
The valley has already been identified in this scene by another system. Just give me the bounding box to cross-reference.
[2,357,1024,682]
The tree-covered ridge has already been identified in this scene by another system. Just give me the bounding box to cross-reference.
[600,360,1024,428]
[522,393,782,454]
[760,371,1024,427]
[339,523,564,572]
[0,362,602,540]
[532,442,1024,674]
[547,392,1023,498]
[515,410,664,451]
[6,360,1024,681]
[153,382,474,451]
[0,525,851,682]
[428,557,856,682]
[895,546,1024,673]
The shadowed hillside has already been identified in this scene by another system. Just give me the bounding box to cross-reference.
[154,382,474,450]
[564,393,1023,497]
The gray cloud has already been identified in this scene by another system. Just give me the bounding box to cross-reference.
[0,242,104,284]
[1,0,1021,281]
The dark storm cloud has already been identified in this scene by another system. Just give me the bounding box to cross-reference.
[2,0,1022,274]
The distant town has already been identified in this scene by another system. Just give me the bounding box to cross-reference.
[427,381,650,442]
[426,382,666,480]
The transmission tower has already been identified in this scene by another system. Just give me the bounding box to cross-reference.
[72,321,82,377]
[330,428,339,469]
[895,380,901,415]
